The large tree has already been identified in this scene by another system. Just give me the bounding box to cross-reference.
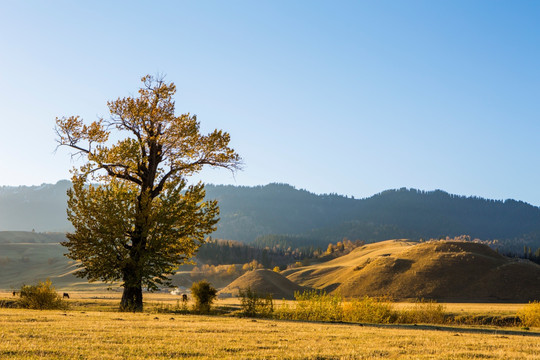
[55,75,241,311]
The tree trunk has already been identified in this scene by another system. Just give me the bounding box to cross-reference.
[120,263,143,312]
[120,282,143,312]
[120,188,149,312]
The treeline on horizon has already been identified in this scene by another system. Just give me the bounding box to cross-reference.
[2,181,540,254]
[205,183,540,252]
[194,236,364,270]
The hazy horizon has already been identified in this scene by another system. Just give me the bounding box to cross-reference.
[2,178,540,208]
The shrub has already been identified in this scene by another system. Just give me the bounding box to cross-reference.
[397,299,447,324]
[343,296,396,324]
[274,294,449,325]
[238,287,273,317]
[18,279,67,310]
[152,300,189,314]
[191,280,217,314]
[518,301,540,327]
[277,290,343,322]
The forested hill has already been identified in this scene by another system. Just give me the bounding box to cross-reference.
[1,181,540,251]
[205,184,540,251]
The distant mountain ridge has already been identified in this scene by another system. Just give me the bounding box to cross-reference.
[0,181,72,232]
[1,181,540,252]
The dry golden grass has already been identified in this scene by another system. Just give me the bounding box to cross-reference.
[0,308,539,360]
[1,292,539,359]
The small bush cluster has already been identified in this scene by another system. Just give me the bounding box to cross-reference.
[238,287,274,317]
[518,301,540,327]
[275,291,343,322]
[452,314,519,326]
[343,296,396,324]
[274,291,449,325]
[152,300,189,314]
[18,279,67,310]
[397,299,447,324]
[190,280,217,314]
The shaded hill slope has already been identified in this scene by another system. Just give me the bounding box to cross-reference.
[219,269,307,299]
[283,240,540,302]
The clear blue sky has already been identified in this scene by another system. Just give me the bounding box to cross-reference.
[1,1,539,204]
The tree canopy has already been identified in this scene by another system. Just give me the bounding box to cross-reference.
[55,75,241,311]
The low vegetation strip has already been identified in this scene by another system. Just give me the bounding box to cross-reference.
[1,309,539,359]
[245,290,540,328]
[2,286,539,329]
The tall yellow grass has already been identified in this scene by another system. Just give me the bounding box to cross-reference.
[518,301,540,327]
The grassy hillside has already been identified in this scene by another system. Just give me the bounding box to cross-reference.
[284,240,540,302]
[219,269,307,299]
[283,239,416,292]
[0,232,110,291]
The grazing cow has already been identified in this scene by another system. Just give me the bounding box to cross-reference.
[182,294,188,302]
[63,293,70,299]
[12,291,18,297]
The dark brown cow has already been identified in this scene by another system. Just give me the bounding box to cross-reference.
[63,293,70,299]
[182,294,188,302]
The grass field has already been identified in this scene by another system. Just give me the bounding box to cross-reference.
[1,308,539,359]
[1,292,539,359]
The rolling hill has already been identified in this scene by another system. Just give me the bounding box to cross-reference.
[3,231,539,302]
[283,240,540,302]
[219,269,307,299]
[0,232,112,291]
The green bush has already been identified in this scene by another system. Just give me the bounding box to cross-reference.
[518,301,540,327]
[238,287,273,317]
[343,296,396,324]
[191,280,217,314]
[18,279,67,310]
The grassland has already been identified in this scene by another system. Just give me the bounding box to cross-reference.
[1,308,540,359]
[1,292,539,359]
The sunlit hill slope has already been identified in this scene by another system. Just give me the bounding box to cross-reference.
[283,240,540,302]
[219,269,307,300]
